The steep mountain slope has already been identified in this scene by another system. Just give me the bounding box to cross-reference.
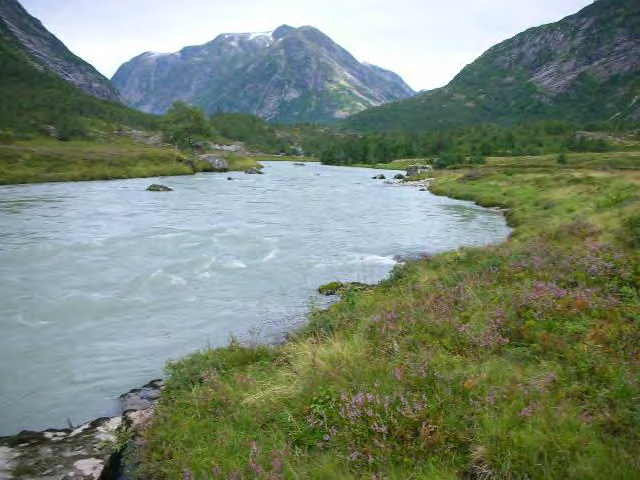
[345,0,639,132]
[0,2,155,135]
[0,0,121,102]
[112,25,415,123]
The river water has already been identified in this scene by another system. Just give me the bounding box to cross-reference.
[0,162,509,435]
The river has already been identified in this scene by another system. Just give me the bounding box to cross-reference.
[0,162,510,435]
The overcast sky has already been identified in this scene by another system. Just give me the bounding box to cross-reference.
[20,0,593,91]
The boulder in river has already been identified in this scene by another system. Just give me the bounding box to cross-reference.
[293,162,306,166]
[394,173,406,180]
[372,174,386,180]
[146,184,172,192]
[197,154,229,172]
[244,167,264,175]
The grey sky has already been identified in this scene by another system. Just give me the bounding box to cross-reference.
[20,0,593,91]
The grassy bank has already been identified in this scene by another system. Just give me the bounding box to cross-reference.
[136,157,639,478]
[0,140,261,185]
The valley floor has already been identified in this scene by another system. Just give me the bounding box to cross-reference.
[134,152,639,478]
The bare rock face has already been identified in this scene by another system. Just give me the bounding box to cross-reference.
[0,0,122,102]
[0,379,165,479]
[486,0,640,97]
[0,416,123,479]
[112,25,415,123]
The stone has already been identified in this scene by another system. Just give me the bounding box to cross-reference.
[394,173,406,180]
[0,417,122,479]
[293,162,306,166]
[120,379,164,412]
[372,174,386,180]
[244,167,264,175]
[198,154,229,171]
[406,165,433,176]
[0,0,122,102]
[0,379,165,479]
[318,281,374,296]
[146,184,172,192]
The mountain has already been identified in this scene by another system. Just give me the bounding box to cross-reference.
[0,0,155,135]
[345,0,639,132]
[0,0,121,102]
[112,25,415,124]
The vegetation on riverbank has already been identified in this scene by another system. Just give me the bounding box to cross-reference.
[318,122,638,167]
[0,140,260,185]
[135,153,639,478]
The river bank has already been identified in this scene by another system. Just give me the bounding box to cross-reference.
[0,140,261,185]
[0,162,509,438]
[133,162,639,478]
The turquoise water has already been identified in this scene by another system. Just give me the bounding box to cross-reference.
[0,162,510,434]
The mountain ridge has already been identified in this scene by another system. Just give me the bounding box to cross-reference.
[345,0,639,131]
[0,0,121,102]
[112,25,415,124]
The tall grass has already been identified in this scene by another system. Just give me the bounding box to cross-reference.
[137,159,639,478]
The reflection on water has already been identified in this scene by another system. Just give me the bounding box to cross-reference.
[0,162,510,435]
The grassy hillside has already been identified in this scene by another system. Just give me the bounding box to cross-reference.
[134,152,639,478]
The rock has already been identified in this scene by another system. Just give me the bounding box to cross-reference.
[293,162,306,166]
[0,0,122,102]
[146,184,172,192]
[110,26,414,124]
[0,417,122,479]
[198,154,229,172]
[121,379,162,432]
[318,281,374,296]
[211,143,245,153]
[120,379,164,413]
[384,180,393,185]
[227,177,233,180]
[406,164,433,176]
[393,173,406,180]
[0,379,165,479]
[394,252,433,263]
[244,167,264,175]
[372,174,386,180]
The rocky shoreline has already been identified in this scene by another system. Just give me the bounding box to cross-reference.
[0,379,164,480]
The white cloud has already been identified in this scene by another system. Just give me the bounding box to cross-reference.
[20,0,593,91]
